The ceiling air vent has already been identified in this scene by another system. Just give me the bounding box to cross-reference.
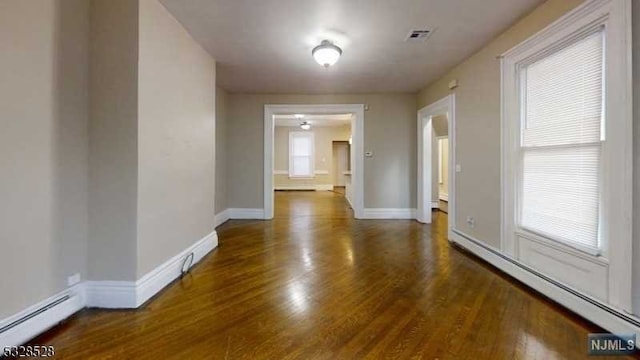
[405,29,433,43]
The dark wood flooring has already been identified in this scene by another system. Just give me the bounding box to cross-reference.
[28,191,636,359]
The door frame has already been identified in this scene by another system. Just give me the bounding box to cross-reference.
[417,94,456,236]
[264,104,365,219]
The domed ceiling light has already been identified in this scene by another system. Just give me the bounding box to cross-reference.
[294,114,311,130]
[312,40,342,68]
[300,121,311,130]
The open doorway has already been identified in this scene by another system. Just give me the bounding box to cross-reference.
[417,95,455,237]
[332,140,350,196]
[271,115,352,217]
[264,104,365,219]
[434,116,449,213]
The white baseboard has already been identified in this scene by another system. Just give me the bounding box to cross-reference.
[275,185,316,191]
[450,229,640,342]
[431,201,439,209]
[315,184,333,191]
[439,193,449,201]
[361,208,416,219]
[85,230,218,309]
[215,209,230,228]
[274,184,334,191]
[0,284,84,348]
[227,208,265,219]
[273,170,329,175]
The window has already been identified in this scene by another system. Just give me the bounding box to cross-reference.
[289,132,314,178]
[519,29,604,251]
[500,0,632,310]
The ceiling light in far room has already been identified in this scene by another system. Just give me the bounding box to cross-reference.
[312,40,342,68]
[300,121,311,130]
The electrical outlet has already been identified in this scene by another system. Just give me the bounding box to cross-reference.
[466,216,475,228]
[67,273,81,286]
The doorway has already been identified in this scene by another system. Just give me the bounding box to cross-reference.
[332,140,350,183]
[417,95,455,237]
[437,136,449,213]
[264,104,365,219]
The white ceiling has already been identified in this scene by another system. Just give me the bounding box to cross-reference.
[160,0,543,93]
[274,114,351,127]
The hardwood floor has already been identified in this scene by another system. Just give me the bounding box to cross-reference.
[28,191,636,359]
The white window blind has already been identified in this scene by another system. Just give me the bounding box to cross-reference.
[289,132,314,177]
[519,29,604,250]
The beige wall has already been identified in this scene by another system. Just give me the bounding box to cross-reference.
[0,0,90,318]
[227,94,416,209]
[88,0,140,281]
[136,0,216,277]
[417,0,584,248]
[632,0,640,315]
[215,86,228,214]
[0,0,216,319]
[274,125,350,188]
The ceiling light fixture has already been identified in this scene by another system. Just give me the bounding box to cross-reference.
[300,121,311,130]
[312,40,342,68]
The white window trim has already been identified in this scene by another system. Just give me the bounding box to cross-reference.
[288,131,315,179]
[500,0,632,310]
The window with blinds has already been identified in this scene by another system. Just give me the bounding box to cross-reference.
[289,132,314,178]
[518,28,604,251]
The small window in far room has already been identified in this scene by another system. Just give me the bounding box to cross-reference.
[289,131,314,178]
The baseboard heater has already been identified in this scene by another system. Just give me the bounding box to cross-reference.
[0,293,82,348]
[450,229,640,346]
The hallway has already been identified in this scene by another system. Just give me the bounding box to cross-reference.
[31,192,626,359]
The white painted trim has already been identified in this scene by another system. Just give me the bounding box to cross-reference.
[228,208,265,219]
[84,281,136,309]
[85,231,218,309]
[275,185,316,191]
[450,229,640,343]
[273,169,329,175]
[417,94,456,231]
[265,104,365,219]
[215,209,230,228]
[431,201,439,209]
[361,208,416,219]
[439,193,449,201]
[500,0,633,310]
[0,284,84,348]
[274,184,334,191]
